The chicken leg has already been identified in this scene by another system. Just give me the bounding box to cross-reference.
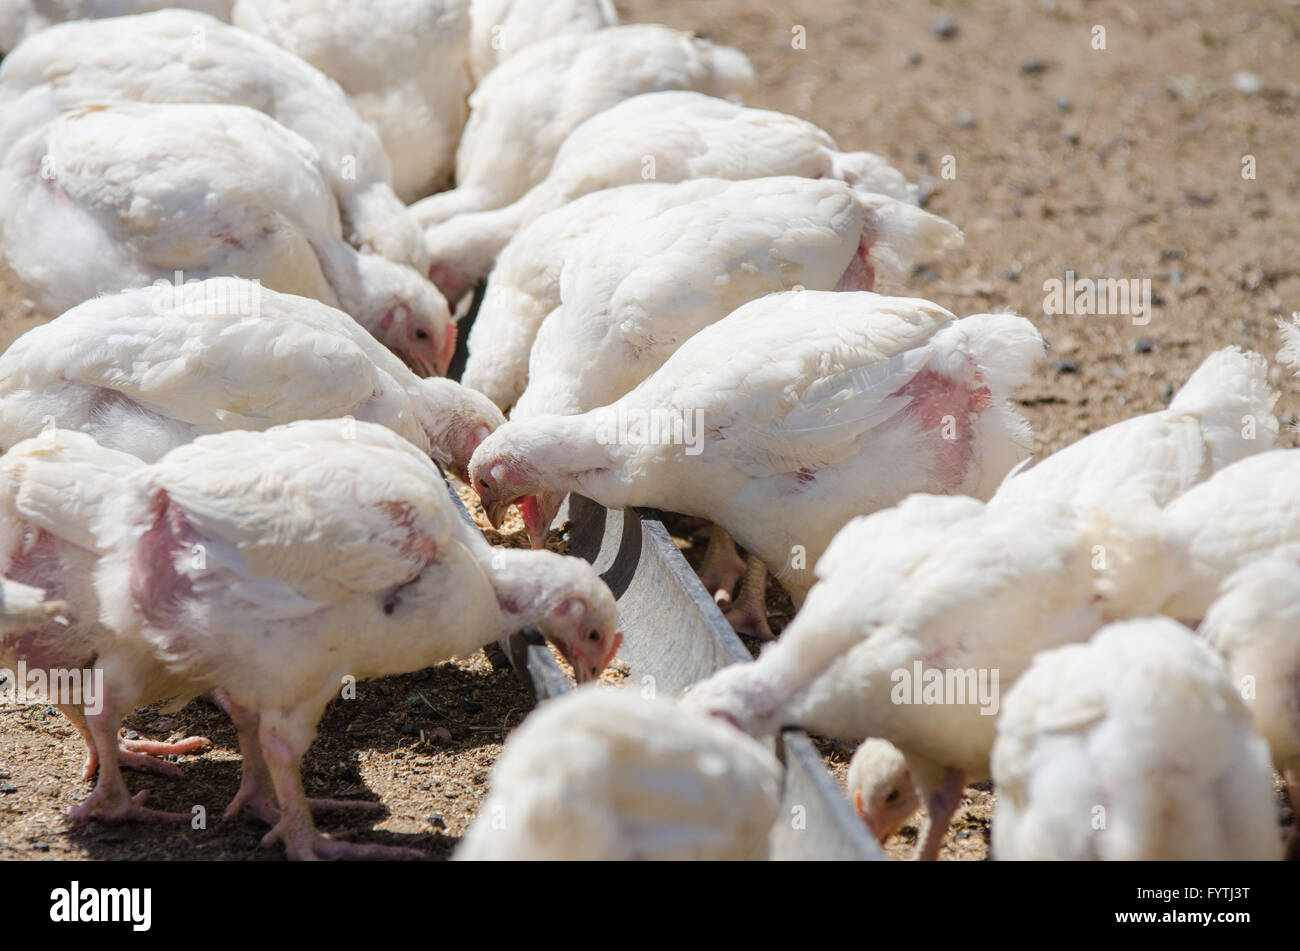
[722,555,774,641]
[66,686,193,823]
[255,716,421,860]
[223,699,382,826]
[698,526,747,603]
[915,767,966,862]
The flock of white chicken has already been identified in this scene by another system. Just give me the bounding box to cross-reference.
[0,0,1295,862]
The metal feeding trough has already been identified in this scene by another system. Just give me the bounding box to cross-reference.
[443,285,880,860]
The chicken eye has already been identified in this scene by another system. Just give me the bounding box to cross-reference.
[478,478,490,489]
[586,629,601,642]
[885,789,900,804]
[415,328,429,340]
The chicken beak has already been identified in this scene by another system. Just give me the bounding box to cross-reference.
[574,632,622,684]
[603,631,624,670]
[548,639,587,683]
[483,499,511,529]
[854,790,889,841]
[854,789,869,823]
[407,350,437,379]
[436,321,457,377]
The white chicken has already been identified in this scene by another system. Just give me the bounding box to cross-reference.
[0,281,503,477]
[422,90,917,304]
[470,292,1042,637]
[1200,547,1300,857]
[1156,449,1300,623]
[231,0,471,201]
[0,102,455,375]
[467,0,617,83]
[414,25,755,227]
[991,618,1282,860]
[685,489,1173,860]
[456,687,780,860]
[0,430,211,822]
[0,10,429,273]
[94,419,623,859]
[510,177,963,419]
[0,0,233,52]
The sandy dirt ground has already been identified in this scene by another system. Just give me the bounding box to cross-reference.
[3,0,1299,860]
